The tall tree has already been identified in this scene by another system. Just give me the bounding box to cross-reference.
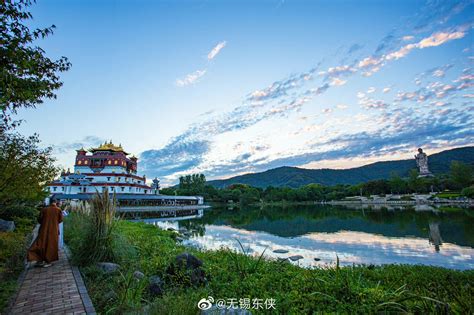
[450,161,473,189]
[0,131,57,220]
[389,172,406,194]
[1,0,71,127]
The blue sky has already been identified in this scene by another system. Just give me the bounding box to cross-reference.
[16,0,474,185]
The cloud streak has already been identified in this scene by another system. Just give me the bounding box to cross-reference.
[176,40,227,87]
[175,69,207,87]
[207,41,227,60]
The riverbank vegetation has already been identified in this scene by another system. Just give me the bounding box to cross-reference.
[160,162,474,205]
[64,199,474,314]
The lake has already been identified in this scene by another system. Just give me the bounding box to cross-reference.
[133,204,474,270]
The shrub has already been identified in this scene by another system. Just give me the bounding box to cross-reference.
[0,219,34,312]
[461,186,474,198]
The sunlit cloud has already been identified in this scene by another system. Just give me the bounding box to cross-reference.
[330,78,347,86]
[207,41,227,60]
[175,69,207,87]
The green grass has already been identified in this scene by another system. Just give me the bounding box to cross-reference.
[435,192,461,199]
[64,216,474,314]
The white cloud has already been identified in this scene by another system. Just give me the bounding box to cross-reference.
[336,104,348,110]
[330,78,347,86]
[383,87,391,93]
[417,31,465,48]
[358,57,381,68]
[321,108,333,114]
[367,87,376,94]
[433,69,445,77]
[175,69,207,87]
[402,35,414,41]
[208,41,227,60]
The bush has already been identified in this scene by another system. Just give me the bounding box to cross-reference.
[0,218,34,312]
[461,186,474,198]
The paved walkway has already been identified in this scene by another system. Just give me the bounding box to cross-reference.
[9,250,95,315]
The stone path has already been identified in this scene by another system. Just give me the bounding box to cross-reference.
[9,250,95,314]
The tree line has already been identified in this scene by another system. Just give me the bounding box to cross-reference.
[160,161,474,204]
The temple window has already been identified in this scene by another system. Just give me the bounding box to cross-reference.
[78,160,82,165]
[108,161,112,165]
[121,187,125,191]
[85,160,88,164]
[107,177,111,181]
[114,160,118,165]
[53,187,57,191]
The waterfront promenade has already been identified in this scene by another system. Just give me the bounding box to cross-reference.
[9,250,95,315]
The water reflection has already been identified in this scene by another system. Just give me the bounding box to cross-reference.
[429,221,442,252]
[133,205,474,270]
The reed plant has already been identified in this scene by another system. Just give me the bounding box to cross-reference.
[66,190,118,265]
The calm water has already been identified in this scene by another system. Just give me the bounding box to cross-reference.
[134,204,474,270]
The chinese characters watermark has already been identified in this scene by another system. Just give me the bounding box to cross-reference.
[197,296,276,310]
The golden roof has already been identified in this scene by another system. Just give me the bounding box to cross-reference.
[90,141,129,154]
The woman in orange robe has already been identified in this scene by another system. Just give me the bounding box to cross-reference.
[27,200,63,266]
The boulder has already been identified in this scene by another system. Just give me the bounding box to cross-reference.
[0,219,15,232]
[174,252,203,269]
[273,249,289,254]
[133,270,145,279]
[288,255,304,261]
[148,275,164,296]
[314,258,321,262]
[96,262,120,273]
[166,252,207,287]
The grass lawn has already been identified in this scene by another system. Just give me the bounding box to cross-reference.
[64,215,474,314]
[435,192,462,199]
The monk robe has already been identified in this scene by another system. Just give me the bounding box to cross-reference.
[27,205,63,263]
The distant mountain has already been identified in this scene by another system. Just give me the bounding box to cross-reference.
[208,147,474,189]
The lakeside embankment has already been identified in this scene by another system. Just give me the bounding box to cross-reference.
[64,212,474,314]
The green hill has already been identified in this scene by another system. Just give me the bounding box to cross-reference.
[208,146,474,188]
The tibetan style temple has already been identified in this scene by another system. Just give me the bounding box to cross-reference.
[48,141,204,207]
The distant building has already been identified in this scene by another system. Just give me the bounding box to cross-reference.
[48,141,156,195]
[48,142,204,207]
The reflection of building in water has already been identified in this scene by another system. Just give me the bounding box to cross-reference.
[429,222,443,252]
[414,204,436,212]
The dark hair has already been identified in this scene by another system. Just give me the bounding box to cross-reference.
[50,198,58,204]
